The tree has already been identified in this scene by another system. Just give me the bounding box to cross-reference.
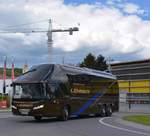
[95,55,108,71]
[79,53,108,71]
[80,53,96,69]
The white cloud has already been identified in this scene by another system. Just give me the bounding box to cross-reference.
[107,0,123,5]
[0,0,150,65]
[123,3,140,14]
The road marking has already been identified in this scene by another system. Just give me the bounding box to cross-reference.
[99,117,150,136]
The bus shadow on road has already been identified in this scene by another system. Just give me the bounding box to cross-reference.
[15,115,101,124]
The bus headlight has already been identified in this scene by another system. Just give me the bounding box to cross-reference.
[33,105,44,110]
[12,105,17,109]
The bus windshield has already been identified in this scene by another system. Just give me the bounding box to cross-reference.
[13,84,45,99]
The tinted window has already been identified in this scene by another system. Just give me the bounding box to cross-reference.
[16,64,53,82]
[13,83,45,99]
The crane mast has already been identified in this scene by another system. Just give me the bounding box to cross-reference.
[47,19,79,62]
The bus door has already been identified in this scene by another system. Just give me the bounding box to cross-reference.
[43,83,61,116]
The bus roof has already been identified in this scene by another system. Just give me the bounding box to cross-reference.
[60,64,116,80]
[13,64,116,83]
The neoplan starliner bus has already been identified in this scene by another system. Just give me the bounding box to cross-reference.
[12,64,119,121]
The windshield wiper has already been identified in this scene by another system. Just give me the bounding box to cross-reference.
[22,69,36,75]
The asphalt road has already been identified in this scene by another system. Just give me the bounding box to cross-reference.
[0,112,150,136]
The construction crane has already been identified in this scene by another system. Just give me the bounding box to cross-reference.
[0,19,79,62]
[46,19,79,62]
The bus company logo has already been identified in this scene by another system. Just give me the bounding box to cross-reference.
[72,88,90,94]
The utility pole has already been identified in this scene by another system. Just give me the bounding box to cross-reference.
[106,57,113,72]
[11,58,15,81]
[46,19,79,63]
[3,56,7,95]
[62,56,65,64]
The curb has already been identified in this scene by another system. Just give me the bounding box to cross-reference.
[99,117,150,136]
[117,117,150,132]
[119,111,150,115]
[113,112,150,132]
[0,109,11,112]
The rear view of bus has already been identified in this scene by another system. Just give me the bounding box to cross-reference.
[12,64,119,121]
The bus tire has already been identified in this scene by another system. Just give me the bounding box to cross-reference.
[99,105,106,117]
[61,107,69,121]
[105,105,112,117]
[34,116,42,121]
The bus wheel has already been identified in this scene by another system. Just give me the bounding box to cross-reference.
[99,105,106,117]
[105,105,112,117]
[61,107,69,121]
[34,116,42,121]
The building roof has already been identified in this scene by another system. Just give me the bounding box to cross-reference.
[111,59,150,66]
[111,59,150,80]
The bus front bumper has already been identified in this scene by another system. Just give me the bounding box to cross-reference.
[12,104,46,116]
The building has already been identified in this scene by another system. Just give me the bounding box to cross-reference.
[111,59,150,104]
[0,75,12,94]
[23,62,28,73]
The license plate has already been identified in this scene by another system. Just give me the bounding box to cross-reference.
[19,109,30,115]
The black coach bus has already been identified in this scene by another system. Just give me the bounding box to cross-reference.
[11,64,119,121]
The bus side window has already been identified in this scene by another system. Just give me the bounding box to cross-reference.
[56,82,71,98]
[47,83,63,99]
[59,83,70,96]
[55,86,64,98]
[47,84,56,99]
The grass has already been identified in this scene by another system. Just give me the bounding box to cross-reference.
[0,94,8,101]
[123,115,150,126]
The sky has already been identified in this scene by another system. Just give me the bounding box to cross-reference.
[0,0,150,68]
